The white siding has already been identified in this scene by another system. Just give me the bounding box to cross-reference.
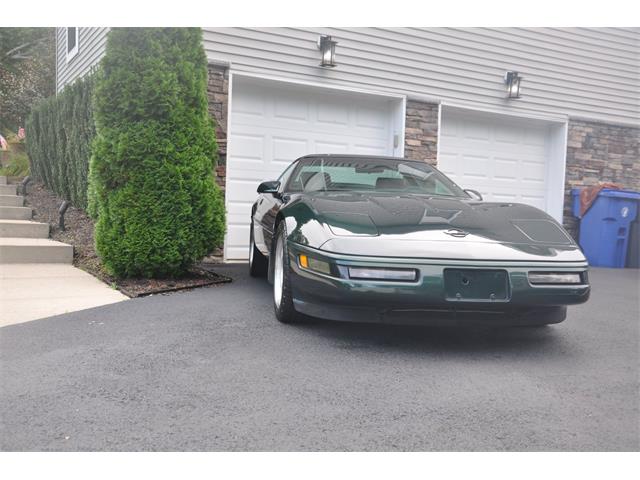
[202,27,640,126]
[56,27,109,92]
[55,27,639,125]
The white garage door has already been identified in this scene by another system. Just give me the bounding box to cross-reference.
[439,108,557,213]
[225,76,403,260]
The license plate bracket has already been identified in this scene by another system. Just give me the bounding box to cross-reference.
[444,269,509,302]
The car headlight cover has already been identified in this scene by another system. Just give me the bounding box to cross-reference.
[298,254,331,275]
[528,272,583,285]
[348,267,417,282]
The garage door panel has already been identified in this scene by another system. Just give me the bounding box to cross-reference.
[228,168,281,183]
[494,125,524,144]
[356,106,389,130]
[226,224,250,246]
[234,121,386,142]
[462,123,490,142]
[272,136,309,162]
[226,177,262,190]
[226,198,255,210]
[459,154,489,178]
[230,133,264,160]
[317,102,349,125]
[353,144,390,156]
[521,194,546,207]
[273,96,310,122]
[493,158,518,181]
[440,124,458,138]
[314,141,350,154]
[523,127,547,146]
[522,171,546,184]
[492,141,545,154]
[232,90,266,116]
[492,193,519,202]
[463,172,489,182]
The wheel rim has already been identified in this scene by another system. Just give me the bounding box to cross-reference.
[273,235,284,308]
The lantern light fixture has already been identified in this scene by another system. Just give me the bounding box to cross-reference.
[504,71,522,99]
[317,35,337,67]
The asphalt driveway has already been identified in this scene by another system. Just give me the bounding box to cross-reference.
[1,266,638,451]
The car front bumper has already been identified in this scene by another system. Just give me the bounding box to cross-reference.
[287,243,591,326]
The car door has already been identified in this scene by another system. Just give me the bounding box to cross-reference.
[253,160,298,256]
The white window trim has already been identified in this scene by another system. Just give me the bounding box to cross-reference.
[66,27,79,63]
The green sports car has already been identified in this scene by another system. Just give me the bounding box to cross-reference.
[249,154,590,326]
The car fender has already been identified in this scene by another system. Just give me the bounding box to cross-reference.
[277,199,334,250]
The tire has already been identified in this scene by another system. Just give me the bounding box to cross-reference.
[272,222,298,323]
[249,220,268,277]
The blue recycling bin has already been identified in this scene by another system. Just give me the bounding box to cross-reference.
[571,188,640,268]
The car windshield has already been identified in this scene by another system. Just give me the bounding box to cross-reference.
[285,157,469,198]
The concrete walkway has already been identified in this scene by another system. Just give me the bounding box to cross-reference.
[0,264,127,327]
[0,176,128,326]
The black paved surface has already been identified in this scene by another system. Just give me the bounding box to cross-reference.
[1,266,638,451]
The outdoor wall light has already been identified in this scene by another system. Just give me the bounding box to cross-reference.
[504,71,522,98]
[317,35,337,67]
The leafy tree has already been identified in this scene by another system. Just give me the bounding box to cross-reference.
[89,28,225,278]
[0,28,55,133]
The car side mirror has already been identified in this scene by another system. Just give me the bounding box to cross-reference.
[257,180,280,194]
[464,189,483,201]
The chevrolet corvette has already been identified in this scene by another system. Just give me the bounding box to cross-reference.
[249,155,590,326]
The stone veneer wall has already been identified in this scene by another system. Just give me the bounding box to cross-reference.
[404,100,439,164]
[206,63,229,195]
[563,119,640,238]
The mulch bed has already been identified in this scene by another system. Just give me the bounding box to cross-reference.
[24,181,231,297]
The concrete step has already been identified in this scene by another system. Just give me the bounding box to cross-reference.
[0,238,73,263]
[0,184,17,195]
[0,175,6,185]
[0,206,32,220]
[0,195,24,206]
[0,220,49,238]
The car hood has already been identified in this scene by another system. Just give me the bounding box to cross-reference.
[284,192,585,262]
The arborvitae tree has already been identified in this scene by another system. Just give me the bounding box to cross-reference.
[26,74,95,209]
[89,28,225,277]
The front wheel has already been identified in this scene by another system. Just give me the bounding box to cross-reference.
[273,222,298,323]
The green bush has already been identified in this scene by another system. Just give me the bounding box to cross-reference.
[25,75,95,208]
[0,152,30,177]
[89,28,225,278]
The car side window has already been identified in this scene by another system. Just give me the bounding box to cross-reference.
[277,161,298,192]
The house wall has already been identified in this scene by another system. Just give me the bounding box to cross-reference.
[201,27,639,127]
[56,27,109,92]
[58,27,639,127]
